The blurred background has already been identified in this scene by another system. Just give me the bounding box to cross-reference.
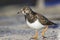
[0,0,60,24]
[0,0,60,40]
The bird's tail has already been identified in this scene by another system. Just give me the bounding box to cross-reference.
[48,23,58,28]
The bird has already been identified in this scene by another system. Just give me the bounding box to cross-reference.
[17,6,57,40]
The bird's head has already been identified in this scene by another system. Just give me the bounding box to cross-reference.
[17,6,32,15]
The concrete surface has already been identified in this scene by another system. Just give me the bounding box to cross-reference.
[0,15,59,40]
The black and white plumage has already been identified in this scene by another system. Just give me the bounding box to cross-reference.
[18,6,56,29]
[17,6,57,40]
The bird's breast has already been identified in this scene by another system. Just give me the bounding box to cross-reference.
[26,19,45,29]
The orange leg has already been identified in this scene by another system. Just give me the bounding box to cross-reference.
[31,30,38,40]
[42,25,48,39]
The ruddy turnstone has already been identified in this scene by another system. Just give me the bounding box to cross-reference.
[17,6,57,40]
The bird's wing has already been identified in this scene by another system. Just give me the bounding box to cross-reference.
[36,13,56,25]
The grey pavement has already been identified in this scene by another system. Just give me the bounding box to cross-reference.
[0,15,59,40]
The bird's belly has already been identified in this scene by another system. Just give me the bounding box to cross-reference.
[26,19,45,29]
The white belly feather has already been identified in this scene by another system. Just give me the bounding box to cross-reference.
[26,19,44,29]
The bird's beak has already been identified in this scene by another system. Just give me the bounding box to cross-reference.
[17,11,20,14]
[17,10,22,15]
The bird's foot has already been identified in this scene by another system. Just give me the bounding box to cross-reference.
[42,36,47,40]
[30,35,38,40]
[30,30,38,40]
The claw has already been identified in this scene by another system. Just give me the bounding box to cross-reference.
[30,37,38,40]
[42,36,47,39]
[42,36,47,40]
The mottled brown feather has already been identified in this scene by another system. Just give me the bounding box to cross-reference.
[36,13,56,25]
[20,6,56,25]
